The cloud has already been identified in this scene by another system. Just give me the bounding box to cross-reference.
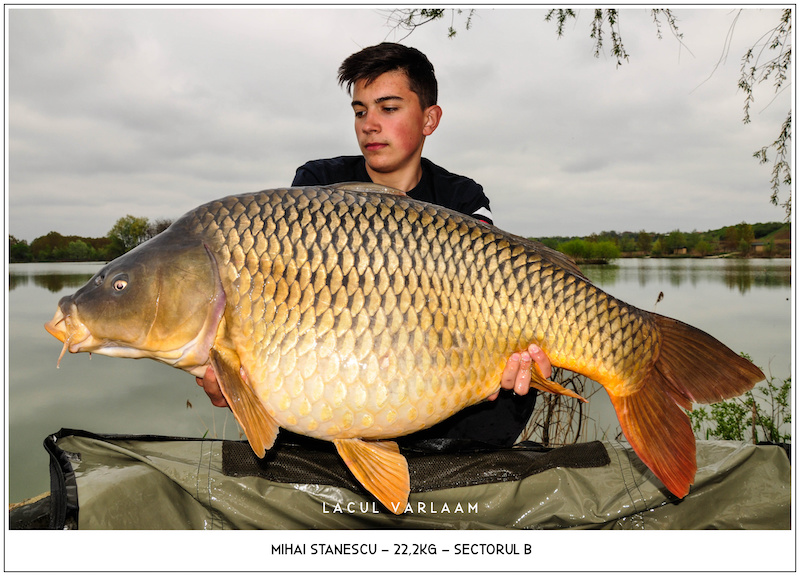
[8,7,790,242]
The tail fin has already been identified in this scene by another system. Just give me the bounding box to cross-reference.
[608,315,765,498]
[654,315,765,404]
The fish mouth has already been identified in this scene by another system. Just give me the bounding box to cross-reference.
[44,308,68,343]
[45,303,93,367]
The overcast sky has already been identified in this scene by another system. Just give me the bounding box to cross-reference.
[6,6,791,243]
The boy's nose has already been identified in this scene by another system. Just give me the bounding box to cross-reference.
[361,112,379,132]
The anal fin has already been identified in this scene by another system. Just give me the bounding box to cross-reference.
[210,347,278,458]
[333,438,410,514]
[530,364,588,403]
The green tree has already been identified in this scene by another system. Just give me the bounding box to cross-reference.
[723,226,740,251]
[30,231,66,261]
[146,218,173,240]
[593,240,620,261]
[636,230,652,253]
[108,215,149,254]
[684,231,701,252]
[65,240,95,261]
[558,238,591,260]
[695,239,713,256]
[9,235,32,262]
[737,222,755,245]
[651,239,663,257]
[663,230,686,254]
[51,245,67,261]
[723,222,755,254]
[738,238,752,255]
[619,236,636,253]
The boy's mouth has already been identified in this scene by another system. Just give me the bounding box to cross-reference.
[365,142,388,152]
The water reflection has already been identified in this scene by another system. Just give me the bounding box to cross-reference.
[727,262,792,292]
[9,273,95,292]
[8,262,102,293]
[582,264,620,286]
[582,258,791,295]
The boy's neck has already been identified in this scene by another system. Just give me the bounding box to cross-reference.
[365,162,423,193]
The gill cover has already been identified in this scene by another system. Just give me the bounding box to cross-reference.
[48,228,225,371]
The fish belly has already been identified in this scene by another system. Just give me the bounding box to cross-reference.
[250,354,504,440]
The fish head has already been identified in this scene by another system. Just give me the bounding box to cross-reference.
[45,232,225,375]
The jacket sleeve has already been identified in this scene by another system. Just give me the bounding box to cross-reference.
[470,201,493,225]
[291,163,323,186]
[461,186,494,225]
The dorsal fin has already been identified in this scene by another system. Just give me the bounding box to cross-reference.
[333,182,407,196]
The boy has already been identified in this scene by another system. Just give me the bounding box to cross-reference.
[198,43,551,446]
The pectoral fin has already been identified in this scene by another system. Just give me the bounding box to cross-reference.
[529,364,588,403]
[210,347,278,457]
[333,438,410,514]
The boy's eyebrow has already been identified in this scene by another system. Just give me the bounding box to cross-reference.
[351,95,405,107]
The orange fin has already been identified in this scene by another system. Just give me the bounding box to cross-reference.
[529,363,588,403]
[653,315,765,405]
[605,314,765,498]
[333,438,410,514]
[210,347,278,458]
[608,378,696,498]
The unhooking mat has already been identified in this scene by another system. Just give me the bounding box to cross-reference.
[17,428,792,529]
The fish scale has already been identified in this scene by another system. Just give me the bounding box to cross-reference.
[196,188,613,440]
[46,183,764,513]
[189,188,510,440]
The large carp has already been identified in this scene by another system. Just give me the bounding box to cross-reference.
[46,184,764,513]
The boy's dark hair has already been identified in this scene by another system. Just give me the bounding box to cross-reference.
[338,42,438,109]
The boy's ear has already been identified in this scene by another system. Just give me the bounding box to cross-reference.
[422,105,442,136]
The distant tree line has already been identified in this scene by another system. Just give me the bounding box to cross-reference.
[535,221,789,263]
[10,217,789,264]
[9,215,173,263]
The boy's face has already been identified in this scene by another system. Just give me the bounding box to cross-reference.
[351,70,441,179]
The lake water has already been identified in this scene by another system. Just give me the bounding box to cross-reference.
[7,258,792,503]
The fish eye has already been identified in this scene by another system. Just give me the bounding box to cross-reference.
[112,274,129,292]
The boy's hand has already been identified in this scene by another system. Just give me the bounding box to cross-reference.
[489,344,551,401]
[196,366,229,407]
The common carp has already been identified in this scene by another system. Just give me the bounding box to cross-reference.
[45,183,764,513]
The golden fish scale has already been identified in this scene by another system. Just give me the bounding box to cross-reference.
[189,187,657,441]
